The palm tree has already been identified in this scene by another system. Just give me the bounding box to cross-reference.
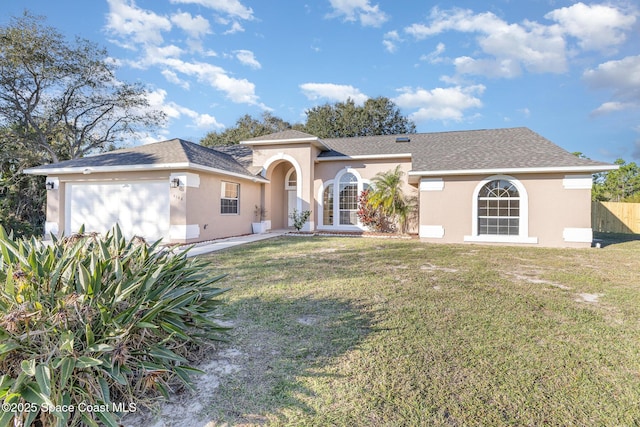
[367,165,415,233]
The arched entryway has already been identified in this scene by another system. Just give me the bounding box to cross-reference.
[262,155,302,230]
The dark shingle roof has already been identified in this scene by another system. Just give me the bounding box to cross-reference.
[214,144,262,175]
[25,139,258,179]
[319,127,611,172]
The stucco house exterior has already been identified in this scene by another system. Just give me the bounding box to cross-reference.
[24,127,616,247]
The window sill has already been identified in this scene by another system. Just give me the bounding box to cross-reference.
[463,235,538,244]
[318,225,365,232]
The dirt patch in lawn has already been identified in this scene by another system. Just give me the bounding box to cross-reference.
[123,295,372,426]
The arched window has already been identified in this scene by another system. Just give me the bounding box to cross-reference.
[285,168,297,189]
[339,173,358,225]
[319,170,368,229]
[477,179,519,235]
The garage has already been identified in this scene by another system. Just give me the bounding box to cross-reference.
[66,181,170,242]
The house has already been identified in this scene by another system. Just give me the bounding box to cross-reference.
[24,127,616,247]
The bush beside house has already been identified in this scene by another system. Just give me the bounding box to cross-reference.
[0,226,228,426]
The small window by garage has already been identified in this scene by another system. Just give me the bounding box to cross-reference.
[221,182,240,214]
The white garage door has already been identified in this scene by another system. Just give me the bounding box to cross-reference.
[66,181,170,242]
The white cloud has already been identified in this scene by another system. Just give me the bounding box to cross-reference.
[161,69,190,89]
[327,0,389,27]
[545,2,636,51]
[420,42,446,64]
[192,112,224,129]
[234,50,261,69]
[403,4,638,79]
[584,55,640,114]
[453,57,522,78]
[300,83,368,104]
[106,0,172,47]
[583,55,640,93]
[224,21,245,34]
[404,7,568,77]
[147,89,224,130]
[160,58,265,107]
[383,31,401,53]
[392,85,485,122]
[170,12,211,39]
[169,0,254,20]
[590,101,636,116]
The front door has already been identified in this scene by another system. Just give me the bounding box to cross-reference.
[287,190,296,226]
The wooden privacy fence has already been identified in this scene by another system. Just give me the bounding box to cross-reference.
[592,201,640,234]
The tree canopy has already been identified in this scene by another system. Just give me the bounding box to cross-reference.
[0,12,165,236]
[303,97,416,139]
[200,96,416,146]
[201,112,295,147]
[0,12,165,163]
[592,159,640,202]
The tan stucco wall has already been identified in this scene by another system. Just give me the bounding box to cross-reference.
[419,173,593,247]
[251,143,320,231]
[181,172,261,243]
[45,170,262,244]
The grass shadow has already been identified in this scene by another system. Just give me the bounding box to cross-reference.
[203,295,374,424]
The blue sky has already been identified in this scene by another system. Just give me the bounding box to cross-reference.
[2,0,639,162]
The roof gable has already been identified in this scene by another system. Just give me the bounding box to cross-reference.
[23,138,263,181]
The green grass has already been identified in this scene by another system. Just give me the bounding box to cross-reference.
[200,236,640,426]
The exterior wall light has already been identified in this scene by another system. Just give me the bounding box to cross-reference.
[46,181,55,190]
[171,178,181,188]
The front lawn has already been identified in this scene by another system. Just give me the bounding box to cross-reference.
[196,237,640,426]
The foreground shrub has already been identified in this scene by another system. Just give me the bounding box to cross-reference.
[0,226,228,426]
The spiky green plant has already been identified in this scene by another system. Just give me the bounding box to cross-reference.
[0,225,229,427]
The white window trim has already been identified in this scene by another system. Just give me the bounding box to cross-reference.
[317,168,369,231]
[285,167,297,190]
[221,181,240,215]
[464,175,538,244]
[318,179,334,228]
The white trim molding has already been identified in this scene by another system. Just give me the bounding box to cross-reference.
[563,175,593,190]
[262,153,304,216]
[25,162,268,184]
[409,164,618,178]
[170,224,200,240]
[44,221,59,237]
[420,178,444,192]
[170,172,200,188]
[316,153,411,162]
[464,235,538,244]
[563,227,593,243]
[420,225,445,238]
[317,169,368,232]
